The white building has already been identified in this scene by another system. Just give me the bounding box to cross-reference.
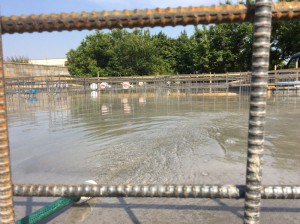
[29,58,67,67]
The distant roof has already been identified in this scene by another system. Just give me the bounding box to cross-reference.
[30,58,66,60]
[29,58,67,66]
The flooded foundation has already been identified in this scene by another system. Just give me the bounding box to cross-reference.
[7,90,300,223]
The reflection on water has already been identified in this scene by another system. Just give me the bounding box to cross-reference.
[139,96,146,105]
[121,97,132,114]
[5,91,300,185]
[91,91,98,98]
[101,104,109,115]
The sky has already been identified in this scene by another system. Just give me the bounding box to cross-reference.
[1,0,241,59]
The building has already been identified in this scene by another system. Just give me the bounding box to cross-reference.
[29,58,67,67]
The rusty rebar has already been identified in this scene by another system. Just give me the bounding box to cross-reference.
[1,2,300,34]
[0,2,299,224]
[0,23,15,224]
[12,184,300,199]
[244,0,272,223]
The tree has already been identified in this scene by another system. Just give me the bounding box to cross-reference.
[5,56,29,63]
[68,0,300,77]
[271,21,300,68]
[192,26,210,73]
[66,29,173,77]
[109,29,161,76]
[174,31,197,74]
[269,0,300,69]
[152,32,177,74]
[66,31,114,77]
[208,22,253,72]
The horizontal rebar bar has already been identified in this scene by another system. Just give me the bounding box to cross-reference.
[12,184,300,199]
[1,2,300,34]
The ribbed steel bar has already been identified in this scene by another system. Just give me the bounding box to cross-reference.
[244,0,272,224]
[12,184,300,199]
[1,2,300,34]
[0,24,15,224]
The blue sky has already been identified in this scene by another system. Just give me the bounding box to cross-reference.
[1,0,240,59]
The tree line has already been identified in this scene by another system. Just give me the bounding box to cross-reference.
[66,0,300,77]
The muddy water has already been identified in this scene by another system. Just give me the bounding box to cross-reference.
[6,91,300,223]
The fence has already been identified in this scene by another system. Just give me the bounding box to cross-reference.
[1,1,300,224]
[4,72,252,95]
[5,70,300,95]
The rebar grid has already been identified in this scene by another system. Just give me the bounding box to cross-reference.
[1,2,300,34]
[244,0,272,223]
[0,1,298,223]
[0,24,15,224]
[12,184,300,199]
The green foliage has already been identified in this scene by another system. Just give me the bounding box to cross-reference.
[109,29,162,76]
[267,0,299,68]
[66,24,254,77]
[67,31,114,77]
[174,31,197,74]
[152,32,177,74]
[271,21,300,67]
[207,23,253,72]
[67,29,173,77]
[5,56,29,63]
[65,0,300,76]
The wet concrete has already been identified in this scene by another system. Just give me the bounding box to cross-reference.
[6,91,300,223]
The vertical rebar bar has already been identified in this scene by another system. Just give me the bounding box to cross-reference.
[0,23,15,223]
[244,0,272,224]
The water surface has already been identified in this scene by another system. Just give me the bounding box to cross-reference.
[6,91,300,185]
